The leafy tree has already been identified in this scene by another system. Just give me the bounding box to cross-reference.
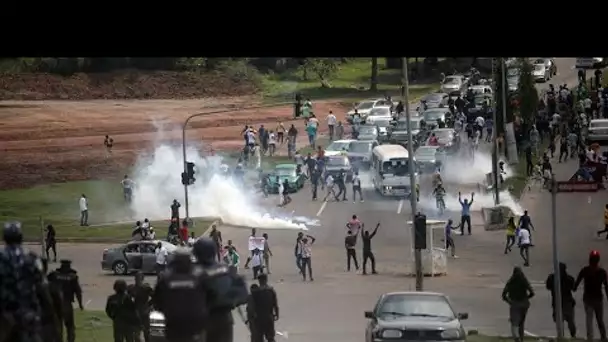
[299,58,338,87]
[516,58,539,140]
[370,57,378,91]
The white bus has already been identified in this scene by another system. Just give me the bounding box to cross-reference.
[371,144,418,197]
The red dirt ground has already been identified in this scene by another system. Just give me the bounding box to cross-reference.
[0,97,350,189]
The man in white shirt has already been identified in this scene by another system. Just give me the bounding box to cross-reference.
[155,241,169,273]
[79,194,88,226]
[352,172,363,203]
[121,175,135,203]
[518,228,531,267]
[148,227,156,240]
[277,177,285,207]
[327,111,337,141]
[187,232,196,246]
[323,174,336,201]
[246,129,256,148]
[250,248,264,280]
[268,131,277,156]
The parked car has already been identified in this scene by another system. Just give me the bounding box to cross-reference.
[364,291,468,342]
[267,163,306,193]
[324,155,353,182]
[374,118,393,143]
[420,93,449,110]
[467,94,493,117]
[532,63,551,82]
[357,125,379,141]
[414,146,446,173]
[101,240,178,275]
[347,140,379,169]
[325,139,356,156]
[587,119,608,144]
[422,108,452,128]
[347,98,392,123]
[426,128,459,152]
[576,57,607,69]
[440,75,466,94]
[389,117,425,146]
[534,58,557,77]
[365,106,393,124]
[467,84,492,95]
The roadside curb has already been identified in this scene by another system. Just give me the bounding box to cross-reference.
[23,217,223,244]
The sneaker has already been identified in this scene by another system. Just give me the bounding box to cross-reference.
[361,200,364,203]
[453,255,459,259]
[353,201,356,204]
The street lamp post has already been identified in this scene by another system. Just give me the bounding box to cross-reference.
[180,102,292,219]
[402,57,423,291]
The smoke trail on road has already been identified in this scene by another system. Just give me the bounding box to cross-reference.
[442,149,513,185]
[129,144,310,230]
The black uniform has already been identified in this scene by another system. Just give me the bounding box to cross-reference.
[361,225,380,274]
[42,270,64,342]
[106,280,138,342]
[128,282,154,342]
[310,169,320,200]
[45,224,57,262]
[251,284,279,342]
[154,252,208,342]
[335,171,347,201]
[52,260,83,342]
[0,222,58,342]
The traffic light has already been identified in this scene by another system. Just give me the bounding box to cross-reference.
[182,162,196,185]
[181,172,189,186]
[413,213,427,250]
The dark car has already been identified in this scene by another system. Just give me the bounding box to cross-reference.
[389,117,424,146]
[347,140,379,169]
[324,155,354,182]
[422,108,452,129]
[364,291,468,342]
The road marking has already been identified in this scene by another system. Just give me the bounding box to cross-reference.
[397,199,404,214]
[316,201,327,216]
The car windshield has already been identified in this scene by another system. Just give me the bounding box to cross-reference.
[349,142,372,153]
[327,142,351,151]
[395,120,420,131]
[382,159,411,176]
[275,167,296,176]
[369,107,390,116]
[591,121,608,128]
[357,101,375,110]
[444,77,460,85]
[359,126,377,134]
[377,294,455,319]
[507,68,519,77]
[425,94,444,103]
[474,96,489,105]
[534,64,544,71]
[415,147,438,158]
[375,119,392,127]
[326,157,349,166]
[424,110,445,121]
[432,130,453,140]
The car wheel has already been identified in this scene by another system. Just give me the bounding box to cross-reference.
[113,261,128,275]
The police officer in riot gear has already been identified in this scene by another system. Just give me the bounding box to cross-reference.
[106,279,138,342]
[0,221,60,342]
[153,249,208,342]
[192,238,249,342]
[128,271,154,342]
[251,273,279,342]
[41,258,64,342]
[52,259,83,342]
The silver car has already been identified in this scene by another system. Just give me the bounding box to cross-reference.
[365,106,392,125]
[357,125,379,141]
[365,291,468,342]
[532,63,550,82]
[415,146,447,173]
[101,240,178,275]
[440,75,465,94]
[347,98,392,123]
[374,118,393,143]
[588,119,608,143]
[348,140,379,168]
[421,93,449,110]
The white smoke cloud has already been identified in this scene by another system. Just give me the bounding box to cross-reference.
[129,144,311,230]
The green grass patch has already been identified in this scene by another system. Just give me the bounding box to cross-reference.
[262,58,439,101]
[0,179,213,241]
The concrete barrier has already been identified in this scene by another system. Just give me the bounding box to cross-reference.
[481,206,514,231]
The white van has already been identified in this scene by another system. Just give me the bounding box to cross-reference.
[371,144,418,196]
[576,57,606,69]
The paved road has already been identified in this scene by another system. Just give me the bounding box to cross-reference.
[50,58,583,341]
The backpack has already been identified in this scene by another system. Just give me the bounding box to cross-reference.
[203,264,249,311]
[159,268,208,332]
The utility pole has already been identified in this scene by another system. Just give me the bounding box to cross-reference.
[402,57,423,291]
[491,58,500,205]
[551,176,564,338]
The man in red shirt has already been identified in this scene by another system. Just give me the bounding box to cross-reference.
[180,219,189,245]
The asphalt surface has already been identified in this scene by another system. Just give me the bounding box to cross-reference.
[44,58,588,341]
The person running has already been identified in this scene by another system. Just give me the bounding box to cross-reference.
[518,210,535,246]
[518,226,531,267]
[300,235,316,281]
[502,267,535,342]
[352,171,364,203]
[444,219,458,258]
[504,217,517,254]
[458,192,474,235]
[574,250,608,341]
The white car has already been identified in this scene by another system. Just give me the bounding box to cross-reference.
[532,63,550,82]
[440,75,466,94]
[325,139,356,156]
[365,106,393,124]
[468,84,492,95]
[576,57,606,69]
[347,98,392,123]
